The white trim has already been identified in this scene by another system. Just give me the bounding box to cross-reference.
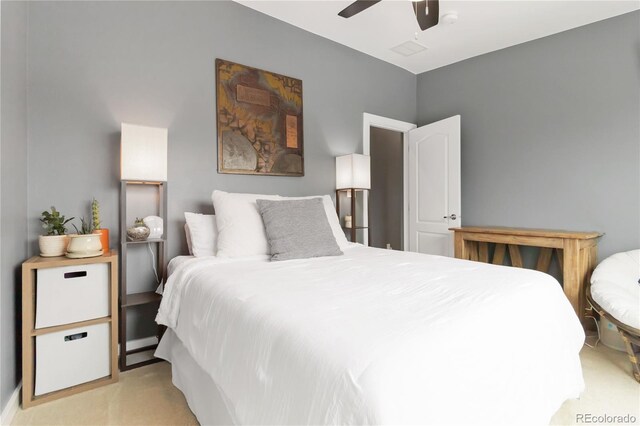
[362,113,416,249]
[1,382,21,426]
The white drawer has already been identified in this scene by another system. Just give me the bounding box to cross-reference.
[36,263,109,329]
[35,323,111,396]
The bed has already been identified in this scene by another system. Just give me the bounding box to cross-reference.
[155,243,585,425]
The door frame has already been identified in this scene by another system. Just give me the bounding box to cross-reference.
[362,113,417,249]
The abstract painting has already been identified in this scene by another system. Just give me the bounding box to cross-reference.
[216,59,304,176]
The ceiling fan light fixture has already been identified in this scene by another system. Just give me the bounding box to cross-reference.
[412,2,428,19]
[339,0,439,32]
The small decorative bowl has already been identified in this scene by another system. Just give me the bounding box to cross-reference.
[127,225,150,241]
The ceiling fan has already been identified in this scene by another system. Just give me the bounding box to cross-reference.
[338,0,439,31]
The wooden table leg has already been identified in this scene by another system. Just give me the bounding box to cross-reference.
[454,232,467,260]
[563,239,582,322]
[577,247,591,323]
[584,245,598,317]
[588,246,598,282]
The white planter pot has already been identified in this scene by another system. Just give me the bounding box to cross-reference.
[66,234,103,258]
[39,235,70,257]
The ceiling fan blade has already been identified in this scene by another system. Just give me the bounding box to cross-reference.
[338,0,382,18]
[413,0,440,31]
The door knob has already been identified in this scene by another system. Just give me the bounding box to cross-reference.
[443,214,457,220]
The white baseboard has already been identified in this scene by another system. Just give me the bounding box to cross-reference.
[0,381,21,426]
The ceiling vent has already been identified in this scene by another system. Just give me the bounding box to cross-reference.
[390,40,428,57]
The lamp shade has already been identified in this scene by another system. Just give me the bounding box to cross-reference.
[121,123,168,181]
[336,154,370,189]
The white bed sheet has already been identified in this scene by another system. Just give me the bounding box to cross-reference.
[157,245,585,425]
[167,255,196,277]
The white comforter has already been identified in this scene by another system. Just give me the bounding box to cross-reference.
[156,245,584,425]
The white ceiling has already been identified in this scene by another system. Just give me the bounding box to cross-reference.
[235,0,640,74]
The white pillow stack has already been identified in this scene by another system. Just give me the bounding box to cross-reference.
[184,213,217,257]
[212,190,280,258]
[184,190,347,259]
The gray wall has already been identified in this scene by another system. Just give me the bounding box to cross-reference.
[370,127,403,250]
[24,1,416,345]
[1,0,28,412]
[417,11,640,260]
[26,0,417,257]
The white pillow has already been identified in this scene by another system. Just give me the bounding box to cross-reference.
[278,195,349,250]
[212,190,280,258]
[184,224,193,255]
[184,212,218,257]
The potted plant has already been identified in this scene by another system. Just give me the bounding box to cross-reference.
[91,198,109,251]
[39,207,74,257]
[66,217,103,258]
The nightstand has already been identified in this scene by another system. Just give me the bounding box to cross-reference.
[21,251,119,408]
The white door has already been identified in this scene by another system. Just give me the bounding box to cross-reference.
[408,115,461,256]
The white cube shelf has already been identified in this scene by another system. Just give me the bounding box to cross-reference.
[35,323,110,396]
[36,263,109,329]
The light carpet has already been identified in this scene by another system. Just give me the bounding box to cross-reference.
[11,344,639,425]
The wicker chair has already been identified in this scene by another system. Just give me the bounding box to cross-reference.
[586,250,640,382]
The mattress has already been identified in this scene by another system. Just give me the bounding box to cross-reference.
[156,245,585,425]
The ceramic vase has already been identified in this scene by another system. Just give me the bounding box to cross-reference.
[66,234,103,258]
[93,228,110,251]
[127,225,150,241]
[38,235,69,257]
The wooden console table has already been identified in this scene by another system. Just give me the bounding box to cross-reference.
[450,227,603,323]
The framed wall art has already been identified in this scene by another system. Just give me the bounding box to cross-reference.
[216,59,304,176]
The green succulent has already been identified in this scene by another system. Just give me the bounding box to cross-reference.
[40,207,74,236]
[72,217,94,235]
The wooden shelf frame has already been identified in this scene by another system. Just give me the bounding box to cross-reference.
[21,251,119,408]
[336,188,370,245]
[124,238,166,245]
[119,180,167,371]
[450,226,603,325]
[123,290,162,307]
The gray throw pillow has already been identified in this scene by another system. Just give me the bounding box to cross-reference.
[256,198,343,261]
